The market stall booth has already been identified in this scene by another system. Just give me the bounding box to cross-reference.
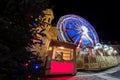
[45,40,77,76]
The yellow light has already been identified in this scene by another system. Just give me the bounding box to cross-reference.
[59,46,64,49]
[48,47,52,50]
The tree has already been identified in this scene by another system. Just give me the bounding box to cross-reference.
[0,0,52,79]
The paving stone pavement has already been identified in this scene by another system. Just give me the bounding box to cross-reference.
[73,64,120,80]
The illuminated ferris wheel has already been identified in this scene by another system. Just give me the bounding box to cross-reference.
[56,14,99,48]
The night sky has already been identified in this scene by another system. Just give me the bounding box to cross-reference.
[51,0,120,44]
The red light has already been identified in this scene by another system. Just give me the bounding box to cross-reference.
[30,15,33,18]
[27,75,31,79]
[24,63,29,67]
[50,61,74,73]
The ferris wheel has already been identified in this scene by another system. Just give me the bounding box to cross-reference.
[56,14,99,48]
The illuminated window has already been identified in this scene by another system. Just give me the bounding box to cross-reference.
[52,46,73,61]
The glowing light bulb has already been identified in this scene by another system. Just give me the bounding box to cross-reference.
[34,64,40,70]
[24,63,29,67]
[30,15,33,18]
[35,18,38,22]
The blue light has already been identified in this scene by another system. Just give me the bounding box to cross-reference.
[36,30,40,33]
[41,41,45,45]
[57,14,99,48]
[34,64,40,70]
[33,23,37,27]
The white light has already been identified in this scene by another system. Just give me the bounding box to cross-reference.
[103,44,109,50]
[109,46,113,51]
[113,50,117,54]
[59,46,64,49]
[81,26,88,33]
[104,48,108,51]
[94,46,98,50]
[96,43,102,49]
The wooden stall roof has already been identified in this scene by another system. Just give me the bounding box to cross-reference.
[49,40,77,49]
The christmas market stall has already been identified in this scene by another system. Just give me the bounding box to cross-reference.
[45,40,77,76]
